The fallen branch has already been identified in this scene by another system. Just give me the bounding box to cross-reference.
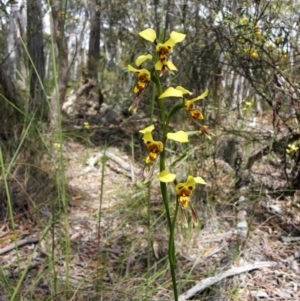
[0,237,39,255]
[178,261,278,301]
[62,79,96,113]
[281,236,300,243]
[85,148,139,181]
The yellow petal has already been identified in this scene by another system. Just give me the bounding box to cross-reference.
[194,176,206,185]
[190,89,209,101]
[179,195,189,208]
[137,68,151,79]
[145,152,158,164]
[170,31,186,43]
[155,60,163,70]
[155,141,164,152]
[139,124,155,134]
[166,60,178,71]
[158,170,176,182]
[135,54,152,67]
[163,38,176,48]
[127,65,139,72]
[175,86,193,95]
[159,87,183,99]
[142,131,154,143]
[189,109,204,120]
[185,176,196,189]
[139,28,156,42]
[53,143,61,150]
[167,131,189,143]
[175,182,187,195]
[147,140,163,153]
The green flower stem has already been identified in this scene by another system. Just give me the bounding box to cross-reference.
[169,198,179,265]
[146,81,156,299]
[154,73,178,301]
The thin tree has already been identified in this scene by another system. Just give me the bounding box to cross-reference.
[87,0,101,81]
[27,0,47,120]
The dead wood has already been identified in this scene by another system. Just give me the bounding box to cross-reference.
[68,147,139,180]
[62,79,96,114]
[0,237,39,255]
[178,261,278,301]
[281,236,300,243]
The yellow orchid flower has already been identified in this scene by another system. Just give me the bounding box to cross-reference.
[127,55,152,94]
[53,143,61,150]
[239,17,249,25]
[139,125,163,164]
[251,49,258,59]
[139,28,186,75]
[175,175,206,208]
[157,171,206,227]
[139,125,189,163]
[286,143,299,154]
[83,121,90,129]
[242,101,253,111]
[127,55,152,112]
[127,66,151,93]
[184,89,208,120]
[159,87,208,120]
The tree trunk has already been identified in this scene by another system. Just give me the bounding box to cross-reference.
[27,0,47,120]
[87,0,101,81]
[5,3,19,79]
[50,0,69,122]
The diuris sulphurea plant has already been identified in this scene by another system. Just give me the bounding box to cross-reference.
[127,27,210,301]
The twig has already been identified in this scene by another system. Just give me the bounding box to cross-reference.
[178,261,278,301]
[0,237,39,255]
[281,236,300,243]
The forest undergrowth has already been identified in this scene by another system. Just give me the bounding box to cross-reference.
[1,109,300,301]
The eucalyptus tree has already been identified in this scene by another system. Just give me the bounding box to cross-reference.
[27,0,47,120]
[49,0,69,109]
[87,0,101,80]
[0,1,25,147]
